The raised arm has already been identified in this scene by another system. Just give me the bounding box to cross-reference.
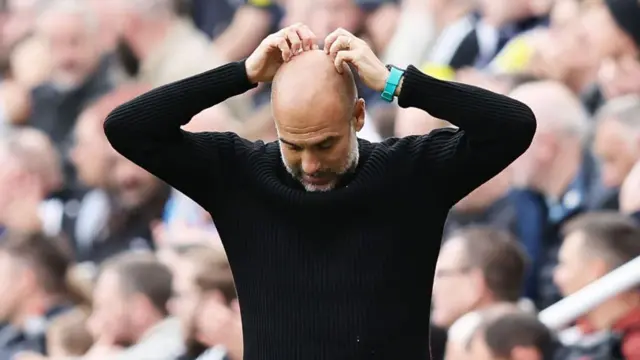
[396,65,536,206]
[104,61,257,209]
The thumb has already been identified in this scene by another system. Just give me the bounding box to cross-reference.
[334,50,355,74]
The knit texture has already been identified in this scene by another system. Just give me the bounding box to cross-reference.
[105,61,536,360]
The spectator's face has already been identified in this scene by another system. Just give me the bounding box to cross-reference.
[38,12,101,89]
[0,150,23,220]
[88,270,133,346]
[477,0,534,25]
[310,0,363,40]
[554,231,599,296]
[111,155,163,209]
[71,113,115,188]
[0,251,26,322]
[593,118,640,188]
[1,0,38,47]
[576,5,636,62]
[432,239,481,327]
[170,259,200,340]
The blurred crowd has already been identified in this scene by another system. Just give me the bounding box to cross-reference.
[0,0,637,359]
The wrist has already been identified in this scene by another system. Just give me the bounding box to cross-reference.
[394,77,404,97]
[244,60,259,84]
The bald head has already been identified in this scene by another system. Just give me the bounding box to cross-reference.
[272,50,357,121]
[509,80,589,142]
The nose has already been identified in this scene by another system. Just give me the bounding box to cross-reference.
[301,153,321,175]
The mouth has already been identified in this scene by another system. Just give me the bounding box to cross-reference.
[301,174,331,186]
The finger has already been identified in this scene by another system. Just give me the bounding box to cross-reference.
[272,36,292,61]
[324,27,351,54]
[334,50,355,74]
[329,35,351,58]
[295,24,317,51]
[284,27,303,55]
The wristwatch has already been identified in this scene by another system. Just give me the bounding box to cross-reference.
[381,64,405,102]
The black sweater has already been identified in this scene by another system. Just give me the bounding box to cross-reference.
[104,61,536,360]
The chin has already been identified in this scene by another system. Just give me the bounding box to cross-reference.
[302,181,336,192]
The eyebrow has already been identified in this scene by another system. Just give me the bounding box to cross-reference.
[279,136,338,148]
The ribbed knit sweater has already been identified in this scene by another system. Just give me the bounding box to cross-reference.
[104,61,536,360]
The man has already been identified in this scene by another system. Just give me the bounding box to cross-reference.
[507,80,596,307]
[172,245,241,360]
[468,312,555,360]
[593,95,640,191]
[432,227,528,329]
[30,0,113,142]
[105,23,536,358]
[0,128,63,237]
[553,212,640,360]
[86,253,183,360]
[431,226,527,357]
[65,84,168,266]
[30,0,114,192]
[0,232,73,358]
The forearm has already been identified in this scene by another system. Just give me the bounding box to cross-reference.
[104,61,256,147]
[397,65,536,140]
[212,7,272,61]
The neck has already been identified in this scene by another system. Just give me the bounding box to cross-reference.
[539,144,581,200]
[587,293,640,331]
[132,313,165,344]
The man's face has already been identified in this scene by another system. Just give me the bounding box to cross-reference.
[88,270,132,346]
[170,260,200,341]
[553,231,600,297]
[71,114,115,188]
[432,238,480,327]
[0,251,26,322]
[593,118,640,188]
[310,0,363,40]
[276,100,362,192]
[111,155,162,209]
[38,12,100,89]
[575,5,635,62]
[0,150,23,221]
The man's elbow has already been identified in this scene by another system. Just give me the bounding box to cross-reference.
[512,101,537,155]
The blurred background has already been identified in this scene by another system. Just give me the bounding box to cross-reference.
[0,0,638,359]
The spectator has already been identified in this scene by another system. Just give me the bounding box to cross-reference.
[554,212,640,360]
[432,227,528,354]
[29,0,114,175]
[468,312,556,360]
[171,245,241,360]
[508,80,596,307]
[65,84,170,267]
[0,128,63,236]
[444,168,516,239]
[593,95,640,190]
[0,232,74,358]
[45,307,93,357]
[117,0,252,123]
[87,253,183,359]
[619,160,640,219]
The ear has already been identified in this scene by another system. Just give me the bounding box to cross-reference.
[353,98,366,132]
[511,345,541,360]
[469,268,487,298]
[589,257,611,280]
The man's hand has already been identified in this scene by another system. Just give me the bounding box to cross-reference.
[324,28,390,92]
[245,23,318,84]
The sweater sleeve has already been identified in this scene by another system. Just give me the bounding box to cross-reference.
[396,65,536,207]
[104,61,257,210]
